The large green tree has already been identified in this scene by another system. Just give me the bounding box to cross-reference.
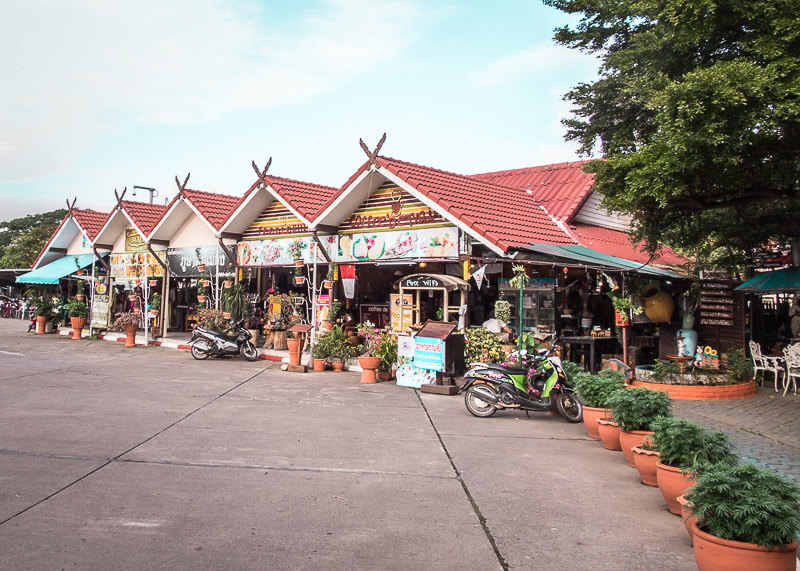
[0,210,66,269]
[546,0,800,266]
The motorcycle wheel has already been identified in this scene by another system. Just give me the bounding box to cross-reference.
[464,384,498,418]
[191,339,211,360]
[241,341,258,362]
[556,390,583,423]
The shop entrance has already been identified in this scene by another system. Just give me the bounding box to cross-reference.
[394,273,470,330]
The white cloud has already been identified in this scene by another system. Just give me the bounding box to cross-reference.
[0,0,427,183]
[468,42,598,88]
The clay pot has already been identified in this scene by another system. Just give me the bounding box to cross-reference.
[596,418,622,450]
[312,358,326,372]
[323,280,333,289]
[124,324,138,347]
[223,281,233,289]
[197,264,206,272]
[656,461,696,515]
[641,284,674,324]
[70,316,86,340]
[677,494,696,540]
[36,315,48,334]
[619,429,654,468]
[632,446,660,486]
[201,280,211,287]
[294,259,304,268]
[222,312,231,319]
[582,406,610,440]
[133,307,141,314]
[331,361,345,372]
[128,295,136,302]
[376,371,392,382]
[198,295,208,303]
[287,337,302,366]
[358,356,381,384]
[614,309,630,327]
[294,276,304,286]
[76,294,85,301]
[690,519,797,571]
[149,279,157,287]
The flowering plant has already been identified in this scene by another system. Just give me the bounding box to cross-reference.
[374,331,398,372]
[111,311,139,330]
[195,308,228,332]
[357,321,380,356]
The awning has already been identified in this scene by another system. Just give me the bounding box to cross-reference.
[521,243,684,279]
[16,253,97,284]
[735,266,800,293]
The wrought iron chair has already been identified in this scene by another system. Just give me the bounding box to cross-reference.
[748,340,785,392]
[782,344,800,396]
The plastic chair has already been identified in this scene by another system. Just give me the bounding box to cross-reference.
[749,340,784,391]
[782,344,800,396]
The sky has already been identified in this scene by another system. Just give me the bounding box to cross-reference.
[0,0,599,221]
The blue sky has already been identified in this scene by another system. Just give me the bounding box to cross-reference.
[0,0,598,220]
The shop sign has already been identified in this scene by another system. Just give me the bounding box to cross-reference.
[338,226,458,262]
[359,304,389,328]
[339,183,447,232]
[167,246,227,277]
[237,236,321,267]
[315,294,331,326]
[396,335,437,387]
[242,202,310,239]
[125,229,149,252]
[110,251,165,279]
[699,269,735,327]
[413,336,446,372]
[400,275,444,289]
[390,293,414,331]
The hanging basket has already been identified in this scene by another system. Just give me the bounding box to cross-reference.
[76,294,85,301]
[294,259,304,268]
[149,279,157,287]
[149,309,158,317]
[323,280,333,289]
[201,280,211,288]
[223,280,233,289]
[197,295,208,303]
[615,309,630,327]
[197,264,206,272]
[294,276,305,286]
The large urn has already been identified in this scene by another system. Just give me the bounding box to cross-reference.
[641,284,674,324]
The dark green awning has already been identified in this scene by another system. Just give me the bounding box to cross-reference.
[735,266,800,293]
[521,244,683,278]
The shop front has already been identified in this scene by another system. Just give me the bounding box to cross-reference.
[166,245,234,331]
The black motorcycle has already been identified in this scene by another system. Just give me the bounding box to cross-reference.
[459,342,583,422]
[190,320,258,361]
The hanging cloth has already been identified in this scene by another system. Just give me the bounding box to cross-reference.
[340,264,356,299]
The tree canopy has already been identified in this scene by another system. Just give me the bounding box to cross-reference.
[0,210,66,269]
[546,0,800,266]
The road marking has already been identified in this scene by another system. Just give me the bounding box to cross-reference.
[0,350,24,357]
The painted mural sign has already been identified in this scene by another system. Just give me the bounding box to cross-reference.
[237,237,323,267]
[338,183,447,232]
[336,226,459,262]
[242,202,309,240]
[124,229,149,252]
[110,251,165,279]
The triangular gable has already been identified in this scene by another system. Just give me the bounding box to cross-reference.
[31,208,110,270]
[150,188,241,242]
[242,201,311,240]
[338,181,448,234]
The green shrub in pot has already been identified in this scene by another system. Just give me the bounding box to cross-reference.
[572,369,626,409]
[686,461,800,548]
[651,417,734,470]
[607,387,671,432]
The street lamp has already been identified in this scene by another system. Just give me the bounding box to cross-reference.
[132,186,158,204]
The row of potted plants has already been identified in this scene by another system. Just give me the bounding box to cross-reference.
[572,371,800,569]
[310,323,398,383]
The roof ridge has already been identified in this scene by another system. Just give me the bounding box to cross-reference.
[265,173,339,192]
[470,160,593,178]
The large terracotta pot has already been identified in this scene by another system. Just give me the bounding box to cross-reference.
[287,337,302,366]
[312,358,326,372]
[641,284,674,324]
[358,356,381,384]
[656,461,696,515]
[677,494,696,540]
[691,519,798,571]
[619,429,654,467]
[124,325,138,347]
[70,316,86,340]
[36,315,48,334]
[583,405,611,440]
[596,418,622,451]
[632,446,660,486]
[331,361,345,372]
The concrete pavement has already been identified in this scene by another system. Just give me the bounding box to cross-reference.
[2,317,796,568]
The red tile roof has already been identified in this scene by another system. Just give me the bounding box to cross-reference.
[72,208,111,241]
[182,189,241,231]
[120,201,168,237]
[471,161,595,222]
[570,223,688,269]
[236,175,339,224]
[377,156,576,252]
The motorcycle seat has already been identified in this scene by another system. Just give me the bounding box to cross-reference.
[481,363,528,376]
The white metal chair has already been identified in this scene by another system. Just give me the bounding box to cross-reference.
[749,340,785,391]
[782,344,800,396]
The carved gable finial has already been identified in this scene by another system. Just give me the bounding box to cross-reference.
[358,133,387,168]
[251,157,272,188]
[174,173,190,198]
[114,187,127,207]
[65,197,77,216]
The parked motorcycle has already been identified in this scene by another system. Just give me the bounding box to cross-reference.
[460,340,583,422]
[190,320,258,361]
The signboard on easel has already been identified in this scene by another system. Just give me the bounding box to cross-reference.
[90,280,112,329]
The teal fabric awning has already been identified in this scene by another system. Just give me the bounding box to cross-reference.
[735,266,800,293]
[16,254,97,284]
[522,244,683,278]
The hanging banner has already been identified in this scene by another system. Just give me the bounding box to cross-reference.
[340,264,356,299]
[471,265,486,289]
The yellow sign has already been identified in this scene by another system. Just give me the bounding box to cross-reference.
[390,294,414,332]
[125,229,148,251]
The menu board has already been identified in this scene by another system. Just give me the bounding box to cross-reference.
[390,294,414,331]
[90,281,112,329]
[699,269,735,327]
[359,304,389,328]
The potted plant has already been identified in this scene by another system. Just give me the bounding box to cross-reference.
[687,462,799,570]
[608,291,642,326]
[293,264,305,286]
[325,324,357,371]
[323,299,342,329]
[356,321,381,383]
[311,332,331,371]
[32,295,54,334]
[374,330,398,381]
[75,279,86,301]
[607,387,671,467]
[651,417,734,514]
[323,263,336,289]
[149,293,162,317]
[220,289,233,320]
[66,299,88,340]
[111,311,140,347]
[572,369,625,440]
